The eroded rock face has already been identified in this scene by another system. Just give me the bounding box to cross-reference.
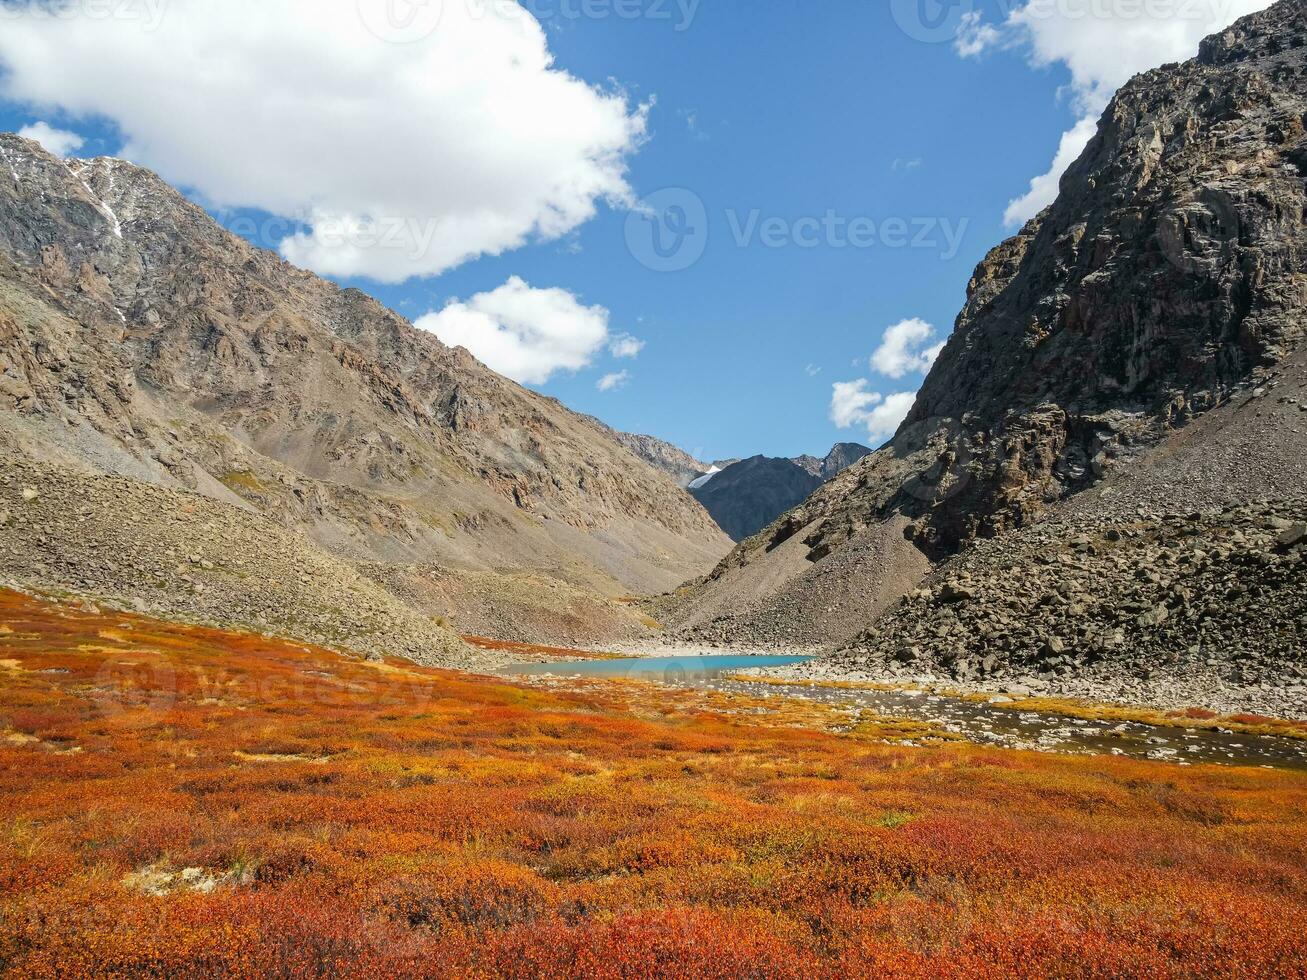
[738,0,1307,570]
[897,6,1307,553]
[0,134,730,603]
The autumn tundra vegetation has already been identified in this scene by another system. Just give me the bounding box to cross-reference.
[0,589,1303,977]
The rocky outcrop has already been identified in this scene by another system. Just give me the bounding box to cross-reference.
[836,502,1307,700]
[664,0,1307,648]
[823,335,1307,698]
[846,0,1307,558]
[0,134,731,652]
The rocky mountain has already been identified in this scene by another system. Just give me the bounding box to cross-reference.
[659,0,1307,666]
[595,428,872,537]
[0,133,732,657]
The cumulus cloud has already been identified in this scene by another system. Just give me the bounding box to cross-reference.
[17,121,84,157]
[416,277,610,385]
[959,1,1274,227]
[872,318,946,379]
[608,334,645,359]
[830,380,881,429]
[596,370,630,392]
[1002,115,1100,227]
[863,392,917,442]
[830,380,915,444]
[0,1,647,282]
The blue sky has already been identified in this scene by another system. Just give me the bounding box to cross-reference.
[0,0,1266,462]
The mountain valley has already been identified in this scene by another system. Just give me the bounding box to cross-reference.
[3,2,1307,974]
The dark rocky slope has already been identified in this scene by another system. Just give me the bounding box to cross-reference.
[812,339,1307,713]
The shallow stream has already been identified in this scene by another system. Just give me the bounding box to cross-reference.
[502,655,1307,771]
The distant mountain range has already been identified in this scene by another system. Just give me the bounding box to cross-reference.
[612,434,871,540]
[689,457,822,541]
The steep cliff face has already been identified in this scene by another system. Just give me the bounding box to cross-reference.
[0,134,730,646]
[661,0,1307,646]
[890,0,1307,554]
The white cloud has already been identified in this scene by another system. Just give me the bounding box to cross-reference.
[17,121,83,157]
[872,318,945,379]
[0,1,647,283]
[1003,115,1100,227]
[864,392,917,442]
[596,370,630,392]
[678,107,709,141]
[1006,1,1272,115]
[830,380,915,443]
[805,364,823,377]
[608,334,645,359]
[830,380,881,429]
[954,11,1003,58]
[961,1,1275,227]
[416,277,610,385]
